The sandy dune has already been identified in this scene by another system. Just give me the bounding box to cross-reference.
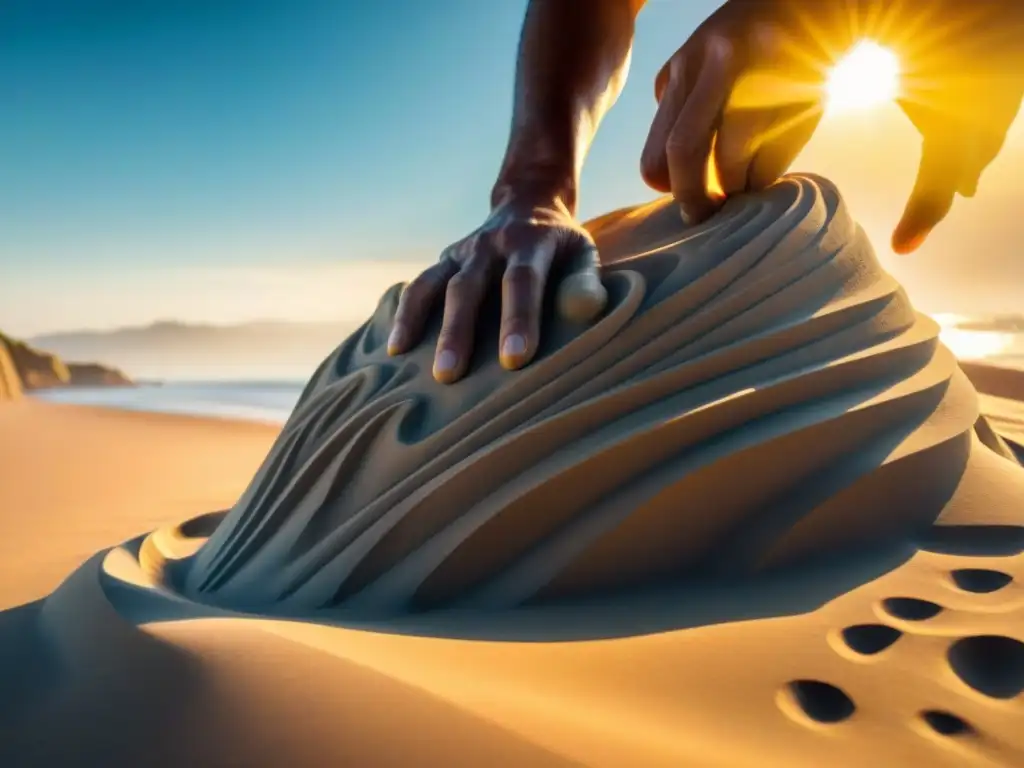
[3,176,1024,767]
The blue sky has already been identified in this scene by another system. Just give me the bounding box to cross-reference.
[1,0,1021,336]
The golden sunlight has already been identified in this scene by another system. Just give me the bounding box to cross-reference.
[825,41,901,114]
[933,314,1015,361]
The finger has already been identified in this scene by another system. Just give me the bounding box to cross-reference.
[713,24,817,195]
[745,102,822,190]
[665,37,738,224]
[641,52,691,192]
[556,236,606,324]
[499,235,558,370]
[387,257,459,355]
[433,244,493,384]
[892,135,963,255]
[714,106,772,195]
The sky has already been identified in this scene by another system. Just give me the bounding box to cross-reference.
[0,0,1021,338]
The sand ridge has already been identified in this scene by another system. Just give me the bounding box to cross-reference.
[3,176,1024,767]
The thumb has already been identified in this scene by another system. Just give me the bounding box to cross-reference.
[556,235,607,323]
[892,134,963,255]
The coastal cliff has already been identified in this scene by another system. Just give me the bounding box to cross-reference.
[0,338,22,400]
[64,361,133,387]
[0,332,132,395]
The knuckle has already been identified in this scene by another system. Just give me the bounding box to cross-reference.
[445,272,469,294]
[750,22,778,58]
[640,152,670,191]
[707,35,733,63]
[495,220,539,252]
[450,240,474,262]
[503,261,538,287]
[640,143,663,174]
[439,243,460,263]
[399,280,428,307]
[510,256,540,275]
[409,269,437,290]
[446,269,483,298]
[473,227,496,251]
[665,128,703,160]
[442,235,480,264]
[405,269,442,298]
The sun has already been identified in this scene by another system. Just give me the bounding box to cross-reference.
[825,40,901,114]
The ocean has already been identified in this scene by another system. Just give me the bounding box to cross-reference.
[30,327,1024,426]
[33,379,307,425]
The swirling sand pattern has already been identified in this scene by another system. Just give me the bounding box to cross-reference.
[175,175,1013,615]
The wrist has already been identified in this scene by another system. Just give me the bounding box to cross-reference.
[490,169,578,215]
[490,121,582,213]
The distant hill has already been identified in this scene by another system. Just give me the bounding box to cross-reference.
[30,320,356,382]
[25,313,1024,384]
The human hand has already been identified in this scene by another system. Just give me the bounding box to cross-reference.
[639,0,1024,254]
[891,8,1023,253]
[639,2,821,226]
[386,196,607,384]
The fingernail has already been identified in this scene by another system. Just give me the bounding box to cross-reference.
[434,349,458,375]
[502,334,527,360]
[387,326,404,355]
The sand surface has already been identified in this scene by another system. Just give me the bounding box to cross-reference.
[0,400,278,609]
[3,177,1024,767]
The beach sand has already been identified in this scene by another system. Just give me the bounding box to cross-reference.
[3,177,1024,767]
[0,400,279,610]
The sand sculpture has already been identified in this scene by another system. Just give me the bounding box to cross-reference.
[174,174,1021,615]
[5,175,1024,767]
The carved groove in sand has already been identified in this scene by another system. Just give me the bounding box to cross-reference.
[179,175,997,615]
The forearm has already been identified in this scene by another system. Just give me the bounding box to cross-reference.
[491,0,643,213]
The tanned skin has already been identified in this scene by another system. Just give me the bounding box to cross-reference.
[388,0,1023,385]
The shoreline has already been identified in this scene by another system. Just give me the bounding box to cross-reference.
[20,357,1024,429]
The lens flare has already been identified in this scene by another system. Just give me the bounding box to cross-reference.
[826,40,901,114]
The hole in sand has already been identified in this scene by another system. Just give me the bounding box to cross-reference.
[919,526,1024,557]
[786,680,855,724]
[841,624,902,655]
[950,568,1013,594]
[882,597,943,621]
[921,710,974,737]
[948,635,1024,699]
